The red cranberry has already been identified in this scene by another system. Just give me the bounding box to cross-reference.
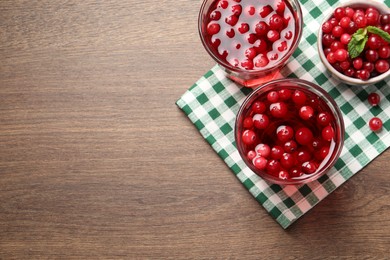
[334,49,348,62]
[375,60,390,73]
[380,14,390,25]
[367,34,384,50]
[259,5,273,18]
[207,23,220,35]
[284,140,298,153]
[267,91,279,102]
[366,8,380,26]
[356,69,370,80]
[267,159,281,174]
[317,112,331,126]
[278,89,292,101]
[352,58,363,70]
[322,21,333,33]
[322,126,335,141]
[255,21,269,36]
[267,30,280,42]
[238,23,250,34]
[242,129,257,145]
[271,146,284,160]
[368,93,380,106]
[302,161,318,174]
[279,170,290,180]
[280,153,296,169]
[253,114,270,129]
[340,33,351,45]
[225,15,239,26]
[253,156,268,170]
[269,14,284,30]
[299,105,314,120]
[354,15,367,28]
[292,90,306,105]
[210,10,221,20]
[276,125,294,142]
[365,49,379,62]
[255,143,271,158]
[254,54,270,68]
[295,127,314,145]
[369,117,383,131]
[270,102,288,118]
[243,117,253,128]
[378,45,390,59]
[247,150,257,160]
[252,101,266,114]
[334,7,346,20]
[332,25,344,37]
[297,148,312,163]
[231,4,242,16]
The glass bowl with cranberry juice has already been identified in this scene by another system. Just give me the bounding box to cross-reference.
[235,79,345,185]
[199,0,303,88]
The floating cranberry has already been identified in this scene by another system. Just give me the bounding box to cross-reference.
[297,148,312,163]
[242,129,257,145]
[255,143,271,158]
[267,91,279,102]
[302,161,318,174]
[317,112,331,126]
[260,5,273,18]
[276,1,286,15]
[369,117,383,131]
[247,150,257,160]
[279,170,290,180]
[243,117,253,128]
[284,140,297,153]
[252,101,266,114]
[270,102,288,118]
[207,23,220,35]
[253,156,268,170]
[292,90,306,105]
[238,23,250,34]
[278,89,292,101]
[210,10,221,21]
[322,125,335,141]
[295,127,313,145]
[267,30,280,42]
[267,159,281,174]
[368,93,380,106]
[253,114,270,129]
[255,21,269,36]
[231,4,242,16]
[315,146,330,161]
[218,0,228,9]
[276,125,294,142]
[280,153,295,169]
[271,146,284,160]
[254,54,270,68]
[269,14,284,30]
[225,15,238,26]
[299,105,314,120]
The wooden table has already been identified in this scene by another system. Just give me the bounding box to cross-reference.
[1,0,389,258]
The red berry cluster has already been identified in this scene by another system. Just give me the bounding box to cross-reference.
[204,0,296,70]
[321,6,390,80]
[367,92,383,131]
[239,87,337,180]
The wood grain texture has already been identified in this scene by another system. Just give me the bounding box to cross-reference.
[0,0,389,259]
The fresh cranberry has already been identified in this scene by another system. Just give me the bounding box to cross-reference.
[375,60,390,73]
[363,62,375,73]
[322,21,333,33]
[366,9,380,26]
[253,114,270,129]
[352,58,363,69]
[218,0,228,9]
[330,41,344,52]
[231,4,242,16]
[380,14,390,25]
[345,7,355,18]
[368,93,380,106]
[289,167,304,178]
[367,34,384,50]
[332,25,344,37]
[295,127,314,145]
[225,15,239,26]
[334,7,346,20]
[238,23,250,34]
[378,45,390,59]
[334,49,348,62]
[356,69,370,80]
[340,33,351,45]
[326,52,336,64]
[369,117,383,131]
[354,15,367,28]
[315,146,330,161]
[210,10,221,20]
[365,49,379,62]
[322,34,336,47]
[340,17,351,28]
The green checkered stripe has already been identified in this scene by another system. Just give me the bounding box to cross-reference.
[176,0,390,228]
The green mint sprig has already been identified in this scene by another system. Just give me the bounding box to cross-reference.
[348,26,390,59]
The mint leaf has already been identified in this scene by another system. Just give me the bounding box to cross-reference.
[367,26,390,43]
[348,28,368,59]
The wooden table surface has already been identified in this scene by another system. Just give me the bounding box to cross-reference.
[1,0,389,258]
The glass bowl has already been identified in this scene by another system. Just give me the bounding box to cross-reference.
[235,79,345,185]
[198,0,303,88]
[317,0,390,86]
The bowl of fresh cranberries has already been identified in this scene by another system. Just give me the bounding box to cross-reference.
[235,79,345,185]
[199,0,303,88]
[318,0,390,86]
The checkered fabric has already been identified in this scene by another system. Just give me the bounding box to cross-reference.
[176,0,390,228]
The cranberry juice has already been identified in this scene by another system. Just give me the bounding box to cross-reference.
[237,84,341,181]
[201,0,300,86]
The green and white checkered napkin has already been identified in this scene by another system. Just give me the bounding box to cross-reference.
[176,0,390,228]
